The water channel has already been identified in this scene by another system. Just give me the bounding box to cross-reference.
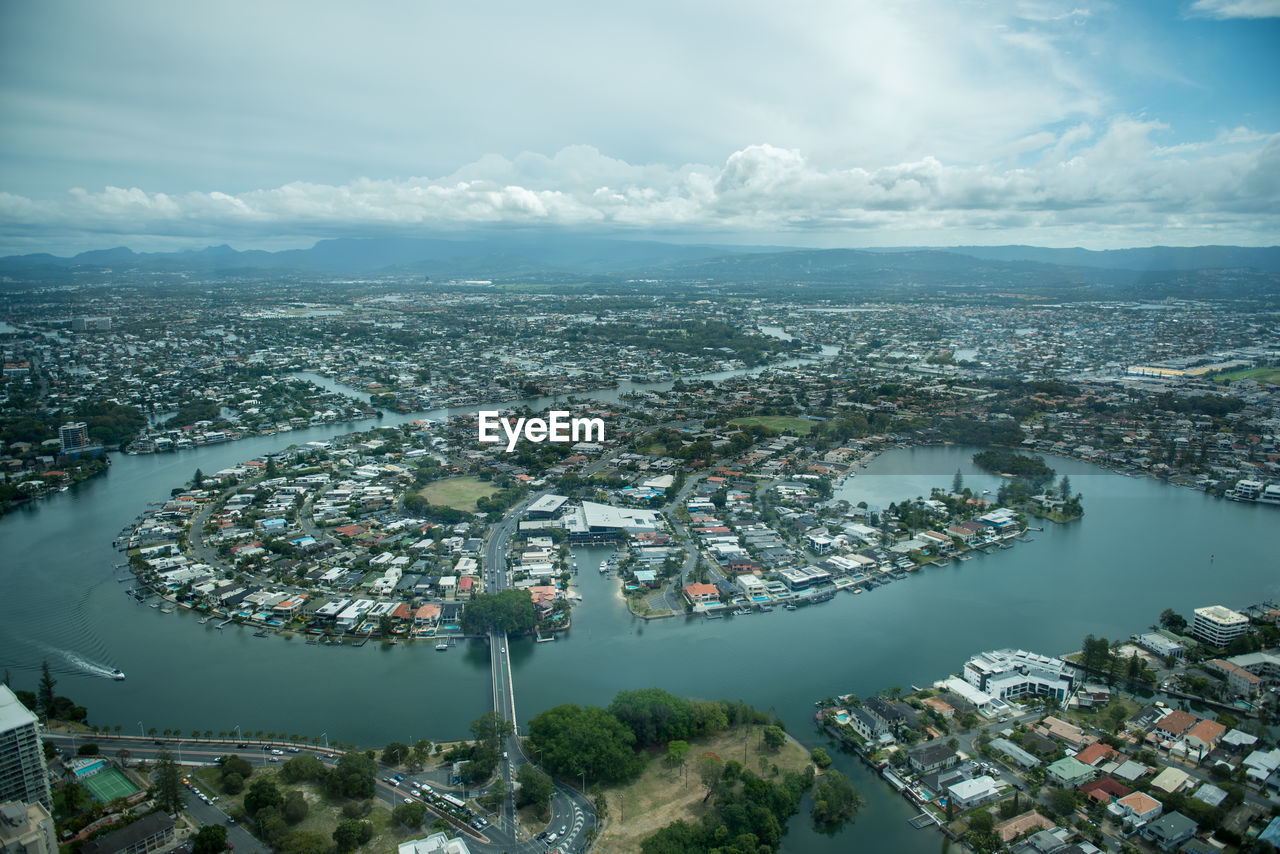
[3,358,1278,851]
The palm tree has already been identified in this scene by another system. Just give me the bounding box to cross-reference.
[266,731,276,742]
[204,730,213,739]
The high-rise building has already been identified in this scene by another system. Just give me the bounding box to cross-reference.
[1192,605,1250,648]
[0,688,50,811]
[58,423,88,452]
[0,800,57,854]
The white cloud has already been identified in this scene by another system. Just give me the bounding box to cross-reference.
[1187,0,1280,18]
[2,117,1276,250]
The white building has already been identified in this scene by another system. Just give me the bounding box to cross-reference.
[1191,605,1249,647]
[963,649,1074,704]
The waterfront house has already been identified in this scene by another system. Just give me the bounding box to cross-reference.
[908,742,958,774]
[947,776,1001,810]
[683,583,720,608]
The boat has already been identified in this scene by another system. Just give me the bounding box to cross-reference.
[435,642,449,651]
[111,669,125,681]
[784,603,798,611]
[731,607,751,616]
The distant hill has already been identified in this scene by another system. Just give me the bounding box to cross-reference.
[1,236,1277,299]
[943,245,1280,273]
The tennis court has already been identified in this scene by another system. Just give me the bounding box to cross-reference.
[83,767,139,802]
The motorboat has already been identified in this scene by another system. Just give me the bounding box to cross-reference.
[111,670,125,681]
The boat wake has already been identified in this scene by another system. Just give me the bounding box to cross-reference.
[37,643,120,680]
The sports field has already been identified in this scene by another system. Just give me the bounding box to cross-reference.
[84,767,139,802]
[416,476,499,510]
[729,415,815,436]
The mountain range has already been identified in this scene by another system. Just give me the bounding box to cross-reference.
[2,236,1278,298]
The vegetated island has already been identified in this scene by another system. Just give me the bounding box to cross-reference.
[971,449,1055,482]
[972,450,1083,523]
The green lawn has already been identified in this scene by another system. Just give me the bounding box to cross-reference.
[417,476,500,511]
[729,415,814,436]
[1213,366,1280,386]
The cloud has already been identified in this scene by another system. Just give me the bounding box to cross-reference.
[1187,0,1280,18]
[2,117,1276,251]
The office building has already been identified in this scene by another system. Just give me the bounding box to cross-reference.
[1191,606,1249,648]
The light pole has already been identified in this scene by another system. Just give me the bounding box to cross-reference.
[234,724,241,741]
[138,721,144,737]
[321,732,328,749]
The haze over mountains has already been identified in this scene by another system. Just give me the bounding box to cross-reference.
[2,237,1279,299]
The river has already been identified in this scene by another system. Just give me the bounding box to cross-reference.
[4,379,1279,851]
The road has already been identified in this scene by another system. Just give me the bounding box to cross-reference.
[479,490,598,852]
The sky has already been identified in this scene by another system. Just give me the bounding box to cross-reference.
[0,0,1278,256]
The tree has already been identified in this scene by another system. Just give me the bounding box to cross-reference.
[279,754,324,783]
[667,739,691,770]
[1058,475,1071,501]
[811,770,861,827]
[810,748,832,769]
[381,742,410,766]
[191,824,227,854]
[1046,787,1077,817]
[696,753,723,802]
[392,801,426,828]
[193,468,205,488]
[516,764,553,818]
[527,703,642,785]
[222,772,244,795]
[283,789,309,824]
[37,660,56,721]
[154,749,184,815]
[332,819,372,853]
[245,777,284,817]
[1159,608,1188,634]
[761,726,786,751]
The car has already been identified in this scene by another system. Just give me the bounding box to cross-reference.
[287,746,300,753]
[410,788,421,797]
[403,798,413,804]
[547,833,557,843]
[267,756,280,762]
[502,751,507,760]
[154,739,164,745]
[270,749,284,755]
[500,646,506,653]
[238,743,249,748]
[226,817,235,824]
[393,773,405,781]
[536,832,548,841]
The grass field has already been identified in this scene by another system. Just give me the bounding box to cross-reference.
[729,415,815,436]
[417,476,500,511]
[84,767,139,802]
[1214,366,1280,386]
[596,725,815,854]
